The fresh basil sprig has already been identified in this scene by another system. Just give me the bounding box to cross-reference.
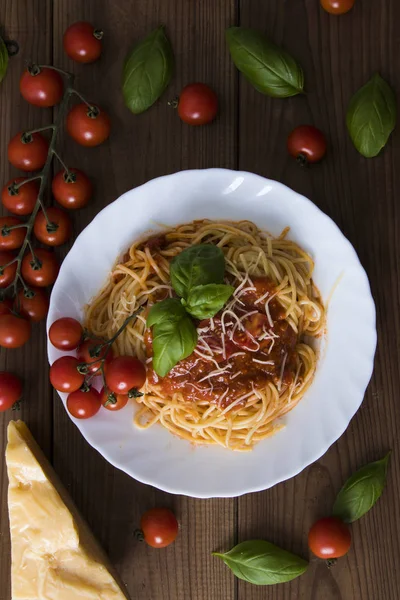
[333,452,391,523]
[122,26,174,115]
[183,283,234,319]
[226,27,304,98]
[346,73,396,158]
[0,35,9,83]
[170,244,225,299]
[213,540,308,585]
[150,300,198,377]
[147,244,233,376]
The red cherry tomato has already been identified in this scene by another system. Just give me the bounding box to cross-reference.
[0,314,31,348]
[105,355,146,394]
[0,216,25,250]
[52,168,92,209]
[21,248,59,287]
[178,83,218,126]
[308,517,351,559]
[77,337,113,375]
[100,387,129,411]
[287,125,327,165]
[63,22,103,64]
[0,251,17,287]
[16,287,49,322]
[8,131,49,171]
[67,387,101,419]
[34,206,72,246]
[0,372,23,411]
[0,297,13,316]
[140,508,179,548]
[321,0,355,14]
[49,317,83,350]
[20,67,63,107]
[66,103,110,147]
[1,177,39,215]
[50,356,84,393]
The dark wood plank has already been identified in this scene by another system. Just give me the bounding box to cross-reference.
[0,2,53,598]
[52,1,237,599]
[237,1,399,599]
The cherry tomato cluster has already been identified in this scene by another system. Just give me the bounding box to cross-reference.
[48,317,146,419]
[0,21,109,359]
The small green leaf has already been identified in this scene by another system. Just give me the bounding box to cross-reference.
[122,25,174,115]
[170,244,226,299]
[333,452,391,523]
[0,35,9,83]
[147,297,186,328]
[346,73,396,158]
[152,316,197,377]
[185,283,234,319]
[226,27,304,98]
[213,540,308,585]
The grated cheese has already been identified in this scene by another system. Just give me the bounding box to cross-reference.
[277,352,288,392]
[252,358,274,365]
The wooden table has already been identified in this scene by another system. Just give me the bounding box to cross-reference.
[0,1,399,599]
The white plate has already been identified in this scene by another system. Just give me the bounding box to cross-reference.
[47,169,376,498]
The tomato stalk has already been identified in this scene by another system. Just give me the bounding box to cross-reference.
[76,308,144,389]
[1,66,94,300]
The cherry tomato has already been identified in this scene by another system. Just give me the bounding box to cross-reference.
[0,216,25,250]
[105,355,146,394]
[100,387,129,411]
[321,0,355,15]
[34,206,72,246]
[178,83,218,126]
[0,314,31,348]
[63,21,103,64]
[21,248,59,287]
[308,517,351,559]
[0,297,13,316]
[0,252,17,287]
[77,337,114,375]
[50,356,84,393]
[16,287,49,322]
[67,387,101,419]
[1,177,39,215]
[49,317,83,350]
[8,131,49,172]
[20,67,63,107]
[0,372,23,411]
[287,125,327,165]
[52,168,92,209]
[140,508,179,548]
[66,103,110,147]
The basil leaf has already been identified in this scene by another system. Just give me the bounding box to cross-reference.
[147,298,186,328]
[333,453,391,523]
[122,26,174,115]
[170,244,225,299]
[152,316,197,377]
[184,283,234,319]
[213,540,308,585]
[226,27,304,98]
[346,73,396,158]
[0,35,9,83]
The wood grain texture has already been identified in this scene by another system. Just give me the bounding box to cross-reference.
[0,1,399,599]
[237,1,400,599]
[0,2,53,599]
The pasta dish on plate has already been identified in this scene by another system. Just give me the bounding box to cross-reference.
[85,220,325,451]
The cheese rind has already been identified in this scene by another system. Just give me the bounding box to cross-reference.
[6,420,130,600]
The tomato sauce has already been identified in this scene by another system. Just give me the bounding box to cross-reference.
[145,277,298,408]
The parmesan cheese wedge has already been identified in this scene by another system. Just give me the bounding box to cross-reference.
[6,420,130,600]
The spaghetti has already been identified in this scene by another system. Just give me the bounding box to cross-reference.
[85,220,325,451]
